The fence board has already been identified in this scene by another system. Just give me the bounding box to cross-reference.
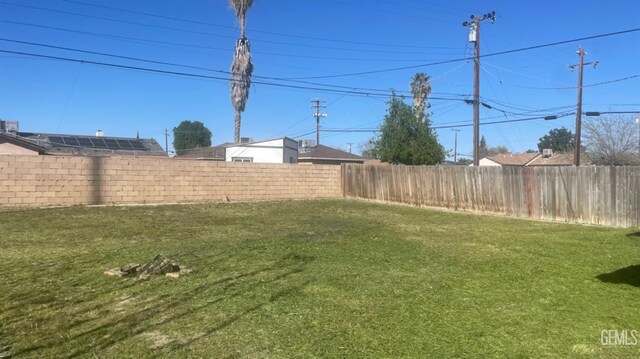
[343,164,640,228]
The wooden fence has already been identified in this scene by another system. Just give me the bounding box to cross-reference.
[342,164,640,228]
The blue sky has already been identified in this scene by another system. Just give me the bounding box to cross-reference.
[1,0,639,157]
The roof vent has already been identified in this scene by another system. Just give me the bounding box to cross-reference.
[240,137,253,144]
[542,149,553,158]
[96,130,104,137]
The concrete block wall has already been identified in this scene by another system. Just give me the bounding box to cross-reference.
[0,155,342,207]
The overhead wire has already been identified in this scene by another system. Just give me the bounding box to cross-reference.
[1,20,462,64]
[321,112,576,132]
[0,37,473,99]
[278,27,640,79]
[481,62,640,90]
[0,48,479,105]
[0,1,463,55]
[56,0,461,50]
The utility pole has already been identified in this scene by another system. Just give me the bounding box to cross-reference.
[347,142,354,153]
[568,47,598,166]
[636,113,640,155]
[463,11,496,166]
[164,128,169,156]
[311,99,327,146]
[451,129,460,163]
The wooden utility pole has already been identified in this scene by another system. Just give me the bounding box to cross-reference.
[164,128,169,156]
[311,99,327,146]
[347,142,354,153]
[452,129,460,163]
[568,47,598,166]
[463,11,496,166]
[636,114,640,155]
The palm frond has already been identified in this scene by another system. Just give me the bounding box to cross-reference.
[229,0,254,36]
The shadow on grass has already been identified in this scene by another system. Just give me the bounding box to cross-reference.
[596,264,640,287]
[627,231,640,238]
[10,251,315,358]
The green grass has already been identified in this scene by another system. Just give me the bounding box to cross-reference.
[1,199,639,358]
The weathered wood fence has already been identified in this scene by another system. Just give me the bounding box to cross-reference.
[342,164,640,228]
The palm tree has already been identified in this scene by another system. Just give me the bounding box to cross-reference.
[229,0,254,143]
[410,72,431,123]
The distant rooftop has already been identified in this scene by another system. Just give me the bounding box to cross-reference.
[528,153,574,166]
[178,143,232,160]
[13,132,166,156]
[298,144,364,162]
[487,153,539,166]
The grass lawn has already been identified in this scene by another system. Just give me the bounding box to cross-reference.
[1,199,639,358]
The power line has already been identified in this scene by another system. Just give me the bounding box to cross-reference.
[291,130,317,139]
[1,20,462,64]
[481,63,639,90]
[321,112,576,132]
[0,1,463,56]
[279,27,640,79]
[56,0,461,50]
[0,49,409,99]
[0,37,472,100]
[0,49,478,102]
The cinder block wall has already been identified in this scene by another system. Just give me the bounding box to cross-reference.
[0,155,342,207]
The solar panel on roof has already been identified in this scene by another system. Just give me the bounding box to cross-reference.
[91,138,108,148]
[63,137,80,146]
[77,138,94,147]
[116,139,134,149]
[130,141,146,150]
[103,138,120,149]
[49,136,65,145]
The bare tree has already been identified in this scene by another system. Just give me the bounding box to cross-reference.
[229,0,254,144]
[583,114,639,165]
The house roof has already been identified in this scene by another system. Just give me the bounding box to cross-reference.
[487,153,539,166]
[298,144,364,162]
[13,132,167,156]
[0,132,48,154]
[225,137,297,148]
[179,143,232,159]
[528,153,574,166]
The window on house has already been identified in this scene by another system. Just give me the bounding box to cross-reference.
[232,157,253,163]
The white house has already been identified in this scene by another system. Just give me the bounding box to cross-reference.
[224,137,298,164]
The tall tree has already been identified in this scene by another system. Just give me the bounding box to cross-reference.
[478,136,509,157]
[537,127,574,153]
[488,146,509,156]
[173,121,212,156]
[410,73,431,122]
[479,136,489,158]
[229,0,254,144]
[584,115,639,165]
[369,94,445,165]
